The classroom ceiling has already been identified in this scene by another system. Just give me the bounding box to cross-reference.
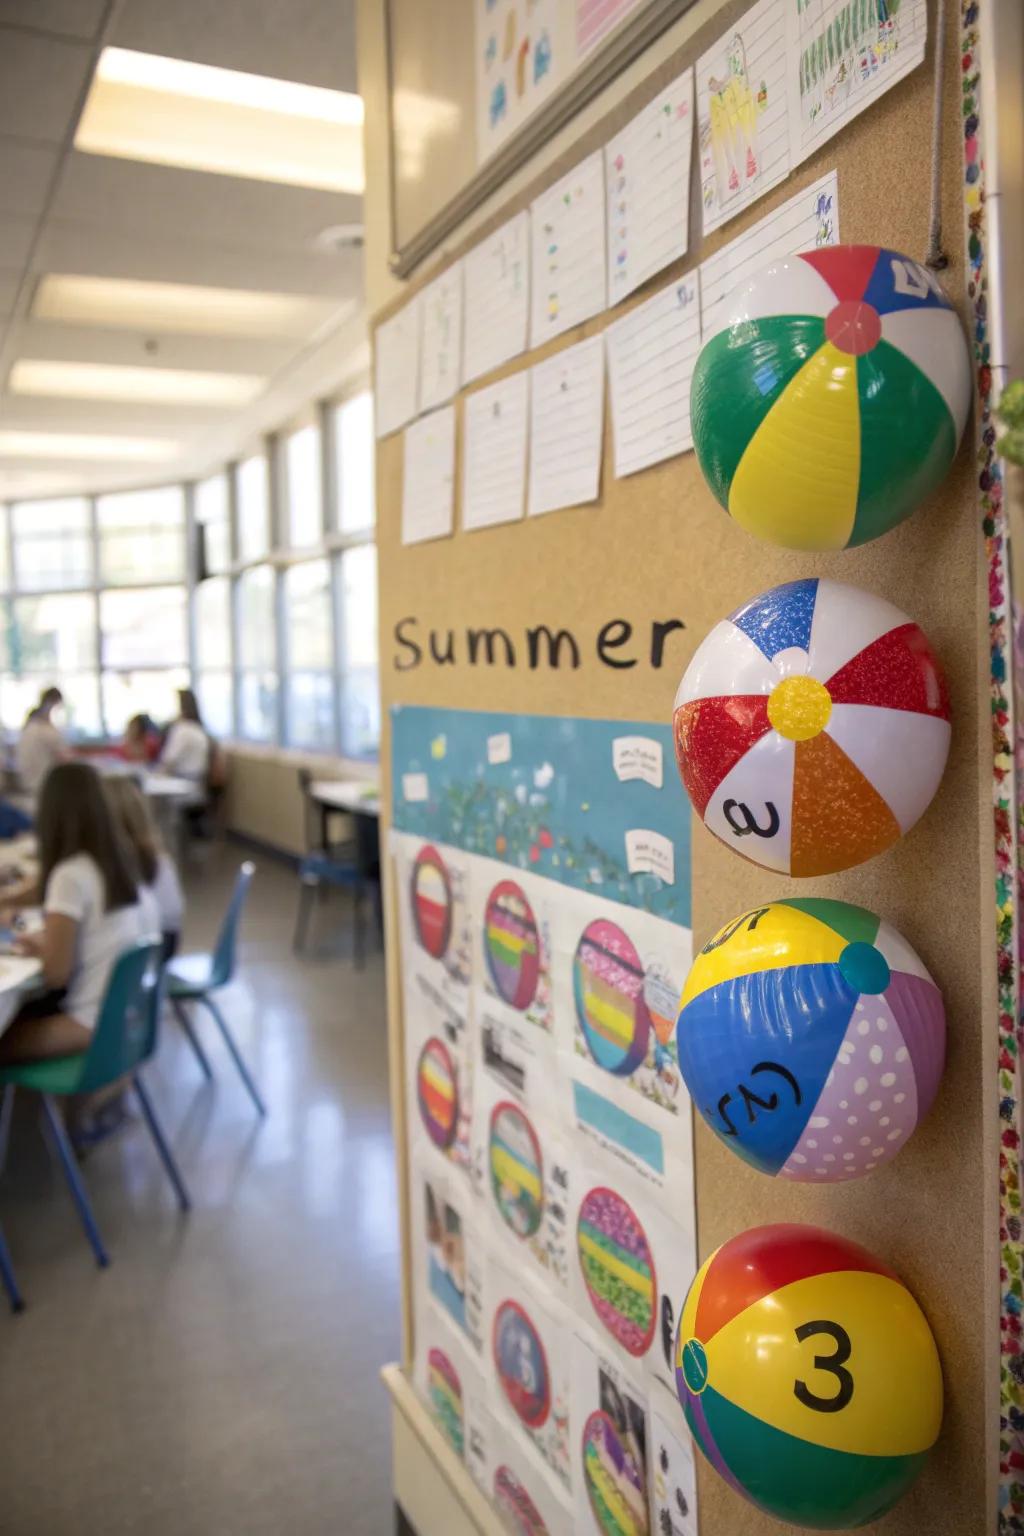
[0,0,367,501]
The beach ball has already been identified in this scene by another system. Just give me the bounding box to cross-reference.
[486,880,540,1009]
[494,1300,551,1427]
[674,577,950,877]
[577,1187,657,1356]
[427,1347,464,1458]
[674,1224,942,1529]
[574,919,652,1075]
[411,844,452,959]
[690,245,971,550]
[676,899,945,1181]
[490,1102,544,1238]
[416,1038,458,1149]
[494,1466,548,1535]
[582,1409,650,1535]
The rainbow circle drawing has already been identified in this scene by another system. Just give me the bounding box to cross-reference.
[574,919,652,1076]
[582,1409,650,1535]
[485,880,541,1010]
[428,1347,464,1458]
[412,844,453,959]
[489,1102,544,1239]
[416,1037,458,1149]
[493,1466,549,1535]
[577,1187,658,1358]
[493,1299,551,1429]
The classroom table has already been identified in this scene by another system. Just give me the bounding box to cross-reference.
[308,780,381,818]
[304,781,382,963]
[0,957,44,1036]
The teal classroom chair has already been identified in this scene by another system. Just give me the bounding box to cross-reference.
[165,861,266,1117]
[0,939,190,1273]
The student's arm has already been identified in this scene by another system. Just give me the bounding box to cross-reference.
[16,911,77,986]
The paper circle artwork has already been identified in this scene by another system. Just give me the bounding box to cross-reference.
[493,1299,551,1428]
[494,1467,549,1535]
[582,1409,650,1535]
[485,880,541,1009]
[428,1347,464,1458]
[674,1224,942,1529]
[673,577,951,877]
[690,245,971,550]
[411,843,453,959]
[577,1187,657,1356]
[490,1101,544,1238]
[416,1037,458,1149]
[676,899,945,1181]
[574,919,652,1076]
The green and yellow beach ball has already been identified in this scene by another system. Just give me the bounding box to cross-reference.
[690,245,971,550]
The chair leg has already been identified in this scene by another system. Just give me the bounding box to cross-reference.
[199,995,267,1118]
[0,1219,23,1313]
[293,880,316,954]
[133,1075,191,1212]
[171,996,214,1080]
[354,881,366,971]
[39,1094,109,1269]
[0,1083,14,1175]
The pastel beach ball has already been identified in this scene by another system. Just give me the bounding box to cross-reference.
[673,577,951,876]
[676,898,945,1181]
[674,1224,943,1529]
[690,245,971,550]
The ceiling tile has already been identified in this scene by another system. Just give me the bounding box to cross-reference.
[0,217,36,267]
[0,1,109,41]
[0,28,95,142]
[0,139,59,217]
[0,270,22,318]
[14,319,297,375]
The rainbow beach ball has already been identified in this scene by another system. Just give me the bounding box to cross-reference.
[675,1224,943,1529]
[676,898,945,1181]
[690,244,971,550]
[674,577,951,876]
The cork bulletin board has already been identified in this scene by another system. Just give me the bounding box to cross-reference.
[375,1,998,1530]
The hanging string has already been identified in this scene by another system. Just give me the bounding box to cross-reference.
[925,0,948,269]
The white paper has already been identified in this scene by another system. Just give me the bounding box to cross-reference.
[696,0,791,234]
[487,732,512,765]
[613,736,663,788]
[570,1331,652,1532]
[463,211,531,384]
[414,1151,487,1351]
[402,771,429,803]
[625,829,675,885]
[606,271,701,478]
[419,260,464,410]
[412,1303,488,1466]
[374,298,420,438]
[789,0,927,167]
[530,151,607,348]
[402,407,456,545]
[649,1381,700,1535]
[462,373,529,532]
[475,0,567,165]
[605,67,694,307]
[699,167,839,339]
[528,335,604,518]
[478,1409,575,1536]
[487,1256,572,1488]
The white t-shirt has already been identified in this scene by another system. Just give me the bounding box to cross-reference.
[147,851,184,935]
[44,854,157,1032]
[161,720,210,781]
[17,717,65,796]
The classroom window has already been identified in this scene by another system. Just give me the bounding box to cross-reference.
[338,543,379,757]
[97,486,185,585]
[195,576,233,737]
[284,423,322,549]
[236,453,269,563]
[283,557,334,749]
[333,392,375,533]
[0,673,102,737]
[237,563,278,741]
[11,498,93,591]
[100,584,188,733]
[195,472,231,575]
[1,592,101,737]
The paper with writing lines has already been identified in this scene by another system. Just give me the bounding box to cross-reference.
[528,335,605,518]
[419,260,464,411]
[375,297,420,439]
[530,151,607,349]
[606,271,701,478]
[462,372,529,532]
[402,407,456,545]
[605,67,694,307]
[463,211,531,385]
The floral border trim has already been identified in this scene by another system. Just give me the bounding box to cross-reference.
[962,1,1024,1527]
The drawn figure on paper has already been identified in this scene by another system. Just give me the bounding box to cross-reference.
[490,79,508,128]
[485,32,497,68]
[799,0,904,135]
[516,35,531,96]
[706,32,761,204]
[503,7,517,60]
[534,29,552,82]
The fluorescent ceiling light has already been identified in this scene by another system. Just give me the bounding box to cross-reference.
[75,46,364,192]
[33,274,338,339]
[9,359,265,406]
[0,431,179,462]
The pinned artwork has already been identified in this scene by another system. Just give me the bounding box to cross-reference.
[494,1298,552,1428]
[490,1100,544,1238]
[582,1410,650,1533]
[673,577,951,876]
[690,246,971,549]
[674,1224,943,1529]
[412,844,454,959]
[676,899,945,1180]
[417,1038,459,1150]
[574,919,653,1077]
[577,1187,657,1358]
[486,880,541,1010]
[428,1346,465,1457]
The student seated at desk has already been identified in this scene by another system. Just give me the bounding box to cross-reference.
[104,775,184,958]
[160,689,210,783]
[122,712,161,765]
[0,762,156,1065]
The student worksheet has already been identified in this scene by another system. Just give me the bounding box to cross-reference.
[606,271,701,477]
[463,211,531,384]
[530,152,607,349]
[462,372,530,532]
[528,336,604,518]
[375,297,420,438]
[419,260,464,411]
[605,67,694,307]
[402,407,457,545]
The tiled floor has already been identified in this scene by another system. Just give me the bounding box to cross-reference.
[0,844,400,1536]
